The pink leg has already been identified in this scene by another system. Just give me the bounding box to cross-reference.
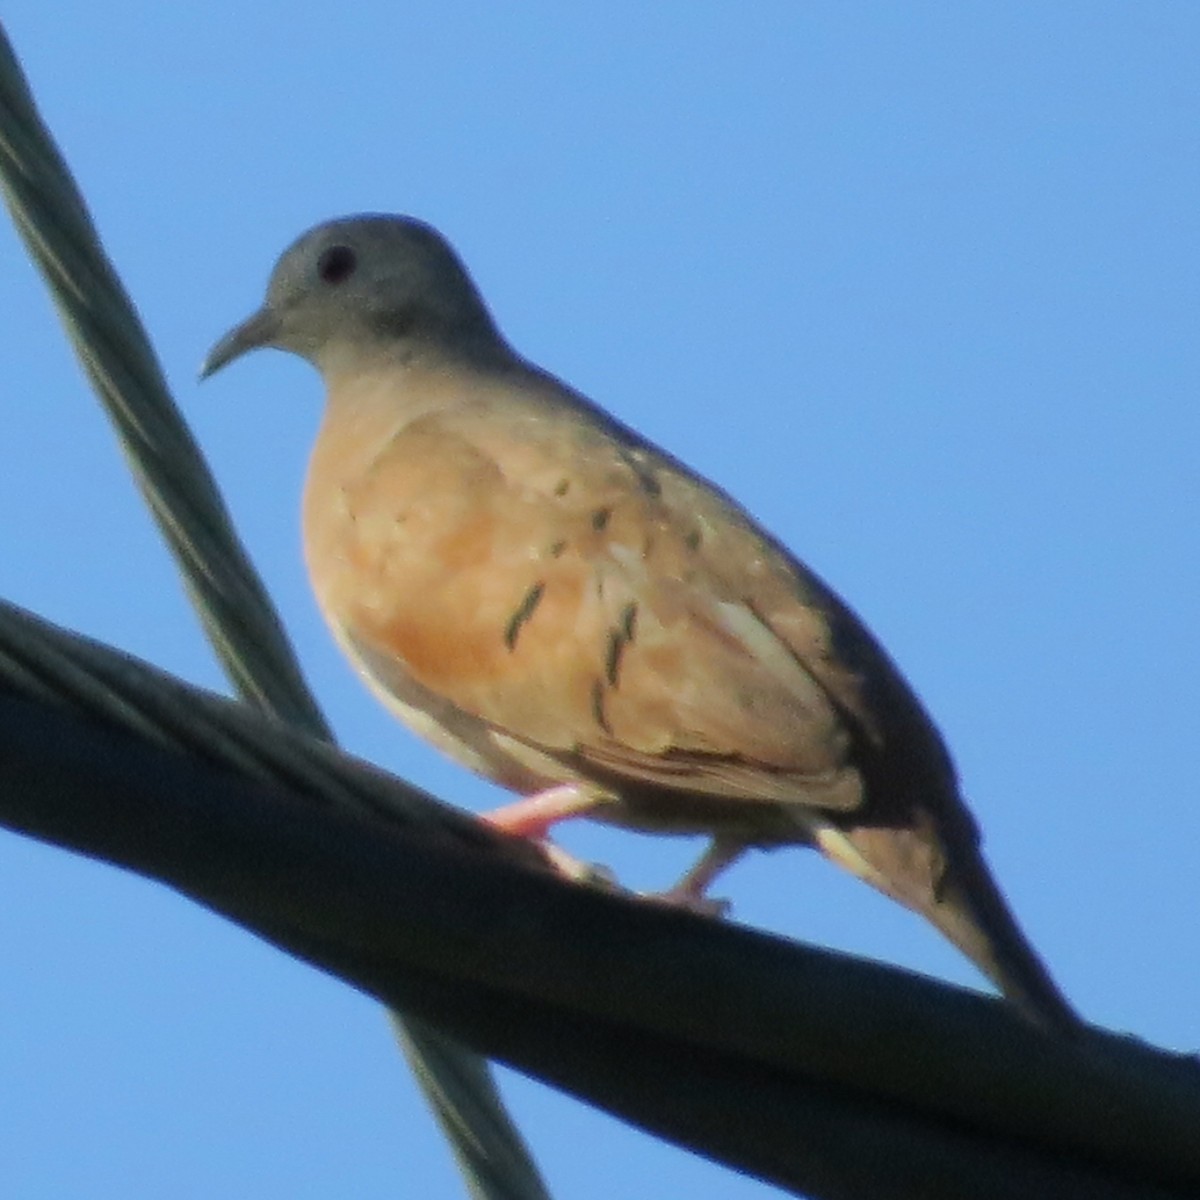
[484,789,742,917]
[652,837,745,917]
[483,784,617,889]
[482,783,606,840]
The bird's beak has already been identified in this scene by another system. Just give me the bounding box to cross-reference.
[199,306,281,380]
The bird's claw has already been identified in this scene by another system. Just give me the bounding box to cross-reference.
[535,840,621,890]
[532,841,729,917]
[641,887,732,919]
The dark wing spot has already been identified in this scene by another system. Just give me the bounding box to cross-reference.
[554,478,571,497]
[604,629,624,686]
[503,581,546,650]
[548,539,567,558]
[604,601,639,686]
[684,528,702,551]
[591,507,612,531]
[591,679,612,734]
[618,447,662,497]
[620,600,638,642]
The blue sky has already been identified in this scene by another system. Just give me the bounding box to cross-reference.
[1,4,1197,1197]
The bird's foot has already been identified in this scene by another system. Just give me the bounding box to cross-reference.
[642,885,732,919]
[535,840,622,891]
[483,784,622,891]
[639,835,745,919]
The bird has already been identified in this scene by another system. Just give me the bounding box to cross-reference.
[202,214,1080,1031]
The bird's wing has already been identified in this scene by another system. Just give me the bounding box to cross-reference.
[315,391,887,813]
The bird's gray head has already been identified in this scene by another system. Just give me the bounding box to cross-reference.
[201,215,503,379]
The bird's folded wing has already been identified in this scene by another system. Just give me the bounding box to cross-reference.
[323,405,884,812]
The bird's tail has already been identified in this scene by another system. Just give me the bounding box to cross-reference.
[811,816,1081,1034]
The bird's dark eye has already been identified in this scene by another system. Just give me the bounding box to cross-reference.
[317,245,357,285]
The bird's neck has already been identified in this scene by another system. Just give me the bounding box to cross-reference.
[317,357,466,440]
[317,325,514,385]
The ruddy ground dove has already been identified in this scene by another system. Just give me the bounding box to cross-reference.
[203,215,1079,1031]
